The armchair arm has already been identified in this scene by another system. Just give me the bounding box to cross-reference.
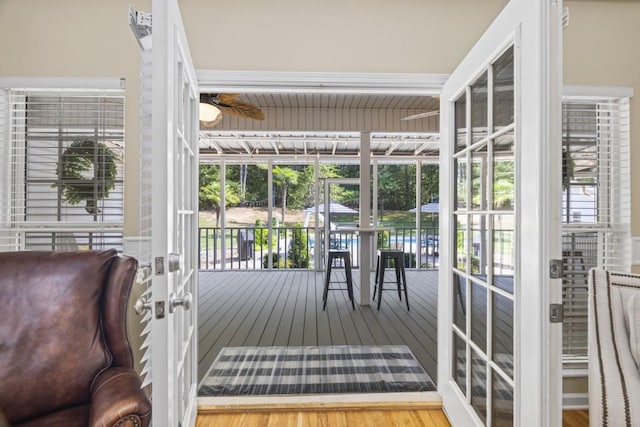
[89,367,151,427]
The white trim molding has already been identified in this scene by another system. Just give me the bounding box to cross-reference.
[197,70,448,95]
[0,77,125,91]
[632,237,640,266]
[562,393,589,410]
[563,85,634,99]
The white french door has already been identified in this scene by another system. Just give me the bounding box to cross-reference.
[437,0,563,425]
[151,0,199,425]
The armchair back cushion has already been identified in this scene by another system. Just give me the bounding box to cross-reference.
[627,293,640,369]
[588,269,640,427]
[0,250,126,424]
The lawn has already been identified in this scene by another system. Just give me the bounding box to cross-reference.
[199,208,438,230]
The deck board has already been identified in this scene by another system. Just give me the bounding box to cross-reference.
[198,269,439,384]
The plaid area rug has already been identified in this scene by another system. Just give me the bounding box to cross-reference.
[199,345,435,396]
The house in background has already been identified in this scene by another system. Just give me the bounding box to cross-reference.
[1,0,639,426]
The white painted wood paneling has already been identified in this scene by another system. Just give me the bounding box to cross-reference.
[214,107,439,132]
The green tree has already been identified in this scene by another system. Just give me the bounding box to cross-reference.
[272,166,299,223]
[199,165,240,226]
[421,164,439,203]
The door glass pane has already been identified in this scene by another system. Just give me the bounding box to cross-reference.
[492,370,514,426]
[455,93,468,153]
[493,214,514,293]
[471,349,487,423]
[455,215,468,271]
[471,145,488,210]
[471,72,488,143]
[471,281,487,353]
[455,157,467,210]
[492,291,514,378]
[493,133,514,210]
[470,215,487,276]
[454,273,467,333]
[454,332,467,395]
[448,41,519,427]
[493,46,515,131]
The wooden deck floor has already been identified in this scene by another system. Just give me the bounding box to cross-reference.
[198,269,439,384]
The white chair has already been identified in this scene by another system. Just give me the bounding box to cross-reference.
[588,269,640,426]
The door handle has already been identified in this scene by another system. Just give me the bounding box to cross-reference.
[168,253,181,273]
[169,292,192,313]
[134,295,152,315]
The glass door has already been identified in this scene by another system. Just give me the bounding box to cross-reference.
[438,0,563,425]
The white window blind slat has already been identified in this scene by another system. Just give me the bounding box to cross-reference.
[135,46,154,394]
[0,89,125,252]
[561,98,631,369]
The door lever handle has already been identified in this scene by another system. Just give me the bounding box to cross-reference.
[169,292,192,313]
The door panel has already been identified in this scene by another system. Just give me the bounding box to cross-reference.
[438,1,563,425]
[151,0,199,425]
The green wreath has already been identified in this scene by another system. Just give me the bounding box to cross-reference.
[54,140,118,214]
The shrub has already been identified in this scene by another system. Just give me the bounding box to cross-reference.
[288,223,309,268]
[254,219,271,249]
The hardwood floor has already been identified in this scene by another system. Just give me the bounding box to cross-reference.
[196,409,450,427]
[563,409,589,427]
[197,409,588,426]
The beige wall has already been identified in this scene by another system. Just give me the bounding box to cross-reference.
[0,0,150,237]
[564,0,640,271]
[182,0,507,73]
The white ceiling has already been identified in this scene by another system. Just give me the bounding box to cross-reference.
[236,92,439,110]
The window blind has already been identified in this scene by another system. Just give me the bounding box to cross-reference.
[561,98,631,369]
[0,88,125,252]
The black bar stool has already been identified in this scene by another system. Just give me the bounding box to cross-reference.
[373,249,409,310]
[323,250,355,310]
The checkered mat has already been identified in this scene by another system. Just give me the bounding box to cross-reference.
[198,345,435,396]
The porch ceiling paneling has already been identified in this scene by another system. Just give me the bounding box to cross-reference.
[199,92,440,160]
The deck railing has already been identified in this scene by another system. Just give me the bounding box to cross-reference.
[199,226,439,271]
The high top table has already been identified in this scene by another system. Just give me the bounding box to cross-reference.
[332,227,391,306]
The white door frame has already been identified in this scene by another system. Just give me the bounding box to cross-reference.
[437,0,563,425]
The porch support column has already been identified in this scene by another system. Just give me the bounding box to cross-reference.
[314,157,321,270]
[372,160,378,227]
[220,160,226,270]
[267,159,273,269]
[359,131,371,305]
[416,161,422,266]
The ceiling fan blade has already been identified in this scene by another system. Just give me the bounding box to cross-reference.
[216,100,265,120]
[401,110,440,121]
[201,93,265,121]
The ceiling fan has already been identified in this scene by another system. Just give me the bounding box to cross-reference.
[199,93,265,128]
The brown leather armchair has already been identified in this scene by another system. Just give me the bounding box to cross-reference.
[0,250,151,427]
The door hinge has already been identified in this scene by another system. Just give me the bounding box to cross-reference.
[550,303,564,323]
[155,301,166,319]
[549,259,563,279]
